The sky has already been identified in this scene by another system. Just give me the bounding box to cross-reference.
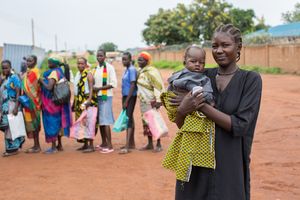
[0,0,299,51]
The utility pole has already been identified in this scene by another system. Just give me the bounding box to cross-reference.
[55,34,58,52]
[64,42,67,51]
[31,18,35,46]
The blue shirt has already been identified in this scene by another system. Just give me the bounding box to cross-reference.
[122,65,137,96]
[6,74,21,98]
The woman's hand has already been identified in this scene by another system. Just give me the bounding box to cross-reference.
[150,100,162,109]
[169,89,188,106]
[12,106,18,116]
[93,87,100,92]
[38,77,44,84]
[177,91,206,116]
[123,99,129,110]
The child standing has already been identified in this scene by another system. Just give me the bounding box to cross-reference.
[161,45,215,182]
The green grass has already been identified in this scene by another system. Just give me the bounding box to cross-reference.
[239,65,282,74]
[152,60,282,74]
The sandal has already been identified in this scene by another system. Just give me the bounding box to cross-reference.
[56,146,64,152]
[82,147,95,153]
[44,148,58,154]
[119,148,130,154]
[76,145,88,151]
[120,145,135,150]
[100,148,114,154]
[95,145,108,150]
[25,147,41,154]
[153,146,163,153]
[2,151,18,157]
[139,144,154,151]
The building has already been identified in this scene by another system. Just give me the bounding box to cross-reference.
[3,43,46,72]
[245,22,300,44]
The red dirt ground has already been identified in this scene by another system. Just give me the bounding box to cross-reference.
[0,62,299,200]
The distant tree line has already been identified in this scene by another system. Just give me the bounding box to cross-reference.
[142,0,269,46]
[282,3,300,23]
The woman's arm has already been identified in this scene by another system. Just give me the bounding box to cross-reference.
[39,78,56,91]
[173,91,205,128]
[13,87,21,115]
[87,73,94,103]
[199,101,232,131]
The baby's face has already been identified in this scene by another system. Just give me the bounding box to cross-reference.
[185,48,205,73]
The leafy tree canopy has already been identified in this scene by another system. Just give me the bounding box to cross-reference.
[282,3,300,23]
[99,42,118,52]
[143,0,269,45]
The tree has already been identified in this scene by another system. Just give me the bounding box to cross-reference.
[229,8,255,34]
[282,3,300,23]
[87,49,95,55]
[99,42,118,52]
[142,0,267,45]
[254,16,270,31]
[191,0,232,40]
[142,7,199,45]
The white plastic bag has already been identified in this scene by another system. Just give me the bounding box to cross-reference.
[8,111,26,140]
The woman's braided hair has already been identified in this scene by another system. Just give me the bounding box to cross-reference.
[214,24,242,62]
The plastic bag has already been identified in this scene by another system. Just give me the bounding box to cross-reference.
[113,109,128,132]
[8,111,26,140]
[143,109,168,140]
[70,107,98,140]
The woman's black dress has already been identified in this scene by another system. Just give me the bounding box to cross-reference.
[175,68,262,200]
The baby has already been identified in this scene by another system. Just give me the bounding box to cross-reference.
[161,45,215,182]
[167,45,214,105]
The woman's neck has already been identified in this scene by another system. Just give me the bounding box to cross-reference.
[218,63,238,74]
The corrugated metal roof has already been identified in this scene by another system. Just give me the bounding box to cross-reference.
[3,43,45,72]
[245,22,300,38]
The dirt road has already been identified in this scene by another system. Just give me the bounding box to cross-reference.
[0,62,299,200]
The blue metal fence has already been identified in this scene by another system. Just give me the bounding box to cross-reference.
[3,43,45,72]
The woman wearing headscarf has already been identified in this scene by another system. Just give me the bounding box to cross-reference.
[39,57,72,154]
[137,51,165,152]
[0,60,25,157]
[22,55,42,153]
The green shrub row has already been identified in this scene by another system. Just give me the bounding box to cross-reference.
[153,60,282,74]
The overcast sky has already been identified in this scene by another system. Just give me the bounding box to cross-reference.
[0,0,298,51]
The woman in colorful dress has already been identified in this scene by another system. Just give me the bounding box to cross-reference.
[136,52,165,152]
[39,57,72,154]
[22,55,42,153]
[0,60,25,157]
[73,57,96,153]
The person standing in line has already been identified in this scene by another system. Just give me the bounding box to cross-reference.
[22,55,42,153]
[119,52,137,154]
[20,56,27,78]
[39,57,72,154]
[73,57,96,153]
[93,49,117,153]
[0,60,25,157]
[136,51,165,153]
